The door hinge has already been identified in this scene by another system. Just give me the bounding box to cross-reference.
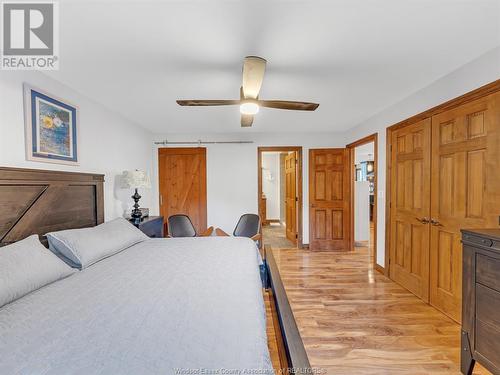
[295,233,298,239]
[295,197,298,202]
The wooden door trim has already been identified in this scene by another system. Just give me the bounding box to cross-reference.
[385,79,500,277]
[387,79,500,132]
[157,147,207,233]
[258,146,303,248]
[346,133,379,274]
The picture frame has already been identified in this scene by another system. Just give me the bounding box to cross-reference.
[23,84,79,165]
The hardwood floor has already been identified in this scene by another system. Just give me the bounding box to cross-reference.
[263,223,295,249]
[271,245,491,375]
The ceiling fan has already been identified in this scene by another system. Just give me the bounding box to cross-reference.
[176,56,320,127]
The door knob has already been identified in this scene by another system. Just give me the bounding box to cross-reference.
[416,217,430,224]
[430,218,442,226]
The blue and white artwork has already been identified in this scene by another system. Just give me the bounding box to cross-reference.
[24,85,78,165]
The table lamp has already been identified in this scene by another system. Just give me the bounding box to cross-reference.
[122,170,151,223]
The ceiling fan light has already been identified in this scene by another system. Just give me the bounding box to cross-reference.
[240,102,259,115]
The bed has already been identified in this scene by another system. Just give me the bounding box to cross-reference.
[0,167,310,374]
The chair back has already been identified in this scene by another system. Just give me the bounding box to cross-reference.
[233,214,261,238]
[167,214,197,237]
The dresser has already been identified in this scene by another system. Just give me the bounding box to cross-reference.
[461,229,500,375]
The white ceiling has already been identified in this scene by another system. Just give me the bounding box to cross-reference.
[46,0,500,134]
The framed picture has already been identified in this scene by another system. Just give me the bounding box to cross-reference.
[23,84,79,165]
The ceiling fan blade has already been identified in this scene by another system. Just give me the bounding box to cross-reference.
[241,114,254,127]
[177,99,241,106]
[258,100,319,111]
[242,56,266,99]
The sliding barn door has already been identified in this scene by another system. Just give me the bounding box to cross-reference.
[309,149,351,250]
[429,91,500,322]
[389,119,432,301]
[158,148,207,235]
[285,152,297,244]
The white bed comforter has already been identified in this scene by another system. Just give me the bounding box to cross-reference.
[0,237,272,375]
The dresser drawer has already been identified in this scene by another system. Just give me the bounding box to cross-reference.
[476,254,500,292]
[476,284,500,328]
[475,319,500,371]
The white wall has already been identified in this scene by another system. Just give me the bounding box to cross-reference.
[354,143,374,242]
[261,152,281,220]
[343,47,500,268]
[354,181,370,242]
[152,132,346,243]
[0,71,154,221]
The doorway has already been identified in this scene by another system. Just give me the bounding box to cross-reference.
[347,134,378,271]
[258,147,303,249]
[158,147,207,236]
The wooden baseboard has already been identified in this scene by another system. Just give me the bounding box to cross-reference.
[263,219,281,226]
[355,240,369,247]
[375,263,385,275]
[267,219,281,224]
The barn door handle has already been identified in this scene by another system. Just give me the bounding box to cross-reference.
[416,217,430,224]
[430,218,442,226]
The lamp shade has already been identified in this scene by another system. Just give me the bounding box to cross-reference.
[122,170,151,189]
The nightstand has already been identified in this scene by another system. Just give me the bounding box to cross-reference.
[129,216,164,238]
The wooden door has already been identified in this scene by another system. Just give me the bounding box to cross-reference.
[285,152,297,244]
[429,91,500,322]
[389,118,432,301]
[158,148,207,235]
[309,149,351,250]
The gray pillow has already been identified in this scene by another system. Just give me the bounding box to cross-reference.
[46,218,149,269]
[0,235,74,308]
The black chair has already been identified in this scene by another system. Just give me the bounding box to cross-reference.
[167,214,213,238]
[215,214,262,247]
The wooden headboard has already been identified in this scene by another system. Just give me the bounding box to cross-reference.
[0,167,104,246]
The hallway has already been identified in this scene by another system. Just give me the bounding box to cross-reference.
[262,223,295,249]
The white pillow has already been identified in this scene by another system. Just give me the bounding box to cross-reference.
[46,218,149,269]
[0,235,74,308]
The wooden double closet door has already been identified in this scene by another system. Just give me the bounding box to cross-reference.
[390,90,500,322]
